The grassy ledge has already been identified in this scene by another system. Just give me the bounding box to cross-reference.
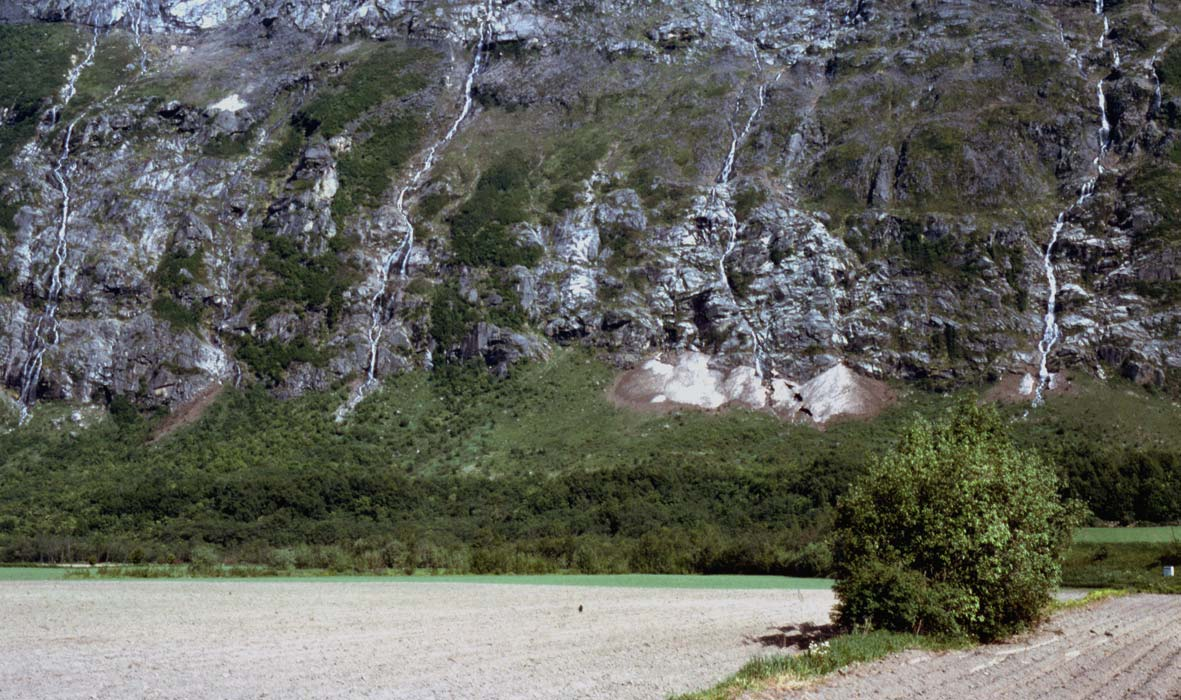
[1052,588,1129,612]
[670,631,969,700]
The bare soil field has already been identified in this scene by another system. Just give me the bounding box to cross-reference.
[0,580,834,700]
[780,594,1181,700]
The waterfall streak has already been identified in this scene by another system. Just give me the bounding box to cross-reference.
[16,31,99,424]
[1035,1,1107,406]
[337,1,494,419]
[711,74,779,377]
[131,2,149,73]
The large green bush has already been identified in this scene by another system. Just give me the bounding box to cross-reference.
[832,400,1081,641]
[449,151,542,267]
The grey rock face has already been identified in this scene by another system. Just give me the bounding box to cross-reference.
[3,0,1181,419]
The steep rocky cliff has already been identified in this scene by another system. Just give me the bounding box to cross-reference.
[2,0,1181,424]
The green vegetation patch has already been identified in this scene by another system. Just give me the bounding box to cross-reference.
[67,33,138,118]
[293,46,431,138]
[542,128,608,214]
[1129,162,1181,242]
[151,296,202,330]
[233,335,329,386]
[1062,542,1181,592]
[0,24,84,167]
[0,566,69,581]
[673,630,968,700]
[331,114,422,226]
[58,570,831,589]
[4,357,1181,577]
[450,151,542,267]
[261,125,304,178]
[1019,374,1181,524]
[152,248,206,331]
[429,282,477,347]
[1159,42,1181,95]
[252,227,357,327]
[0,351,942,572]
[1075,526,1181,543]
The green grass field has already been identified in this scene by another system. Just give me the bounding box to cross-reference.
[375,574,834,589]
[0,567,69,580]
[1075,527,1181,543]
[0,567,831,589]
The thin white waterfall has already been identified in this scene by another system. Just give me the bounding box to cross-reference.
[16,30,99,424]
[336,0,495,419]
[1034,1,1109,406]
[710,72,780,378]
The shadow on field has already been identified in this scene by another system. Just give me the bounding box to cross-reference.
[748,622,840,650]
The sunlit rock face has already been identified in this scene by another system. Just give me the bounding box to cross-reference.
[611,352,892,425]
[3,0,1180,418]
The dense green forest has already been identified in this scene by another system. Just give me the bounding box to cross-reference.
[1,352,1179,574]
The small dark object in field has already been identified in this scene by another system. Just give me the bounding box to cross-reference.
[578,605,583,613]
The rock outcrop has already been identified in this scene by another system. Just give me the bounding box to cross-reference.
[2,0,1180,422]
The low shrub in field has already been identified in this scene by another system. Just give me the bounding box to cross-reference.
[832,400,1083,641]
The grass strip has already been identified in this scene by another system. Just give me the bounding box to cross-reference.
[1074,527,1181,543]
[50,567,832,589]
[1052,588,1128,612]
[0,566,69,581]
[670,630,969,700]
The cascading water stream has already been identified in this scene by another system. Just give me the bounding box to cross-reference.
[16,30,99,424]
[130,2,150,73]
[710,72,780,378]
[17,21,154,423]
[704,8,787,379]
[336,0,494,419]
[1035,1,1109,406]
[1148,48,1165,116]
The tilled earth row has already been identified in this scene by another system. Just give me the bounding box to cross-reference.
[783,594,1181,700]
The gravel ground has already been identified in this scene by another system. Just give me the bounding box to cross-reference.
[781,594,1181,700]
[0,580,835,700]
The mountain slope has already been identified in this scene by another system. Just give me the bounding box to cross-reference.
[1,0,1180,423]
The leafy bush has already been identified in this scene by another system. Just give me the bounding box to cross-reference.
[0,199,20,233]
[832,400,1082,641]
[152,249,206,329]
[429,283,477,349]
[450,151,542,267]
[331,115,422,226]
[261,126,305,178]
[292,47,430,138]
[152,296,202,330]
[252,228,356,326]
[155,249,205,293]
[202,132,251,159]
[233,336,327,385]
